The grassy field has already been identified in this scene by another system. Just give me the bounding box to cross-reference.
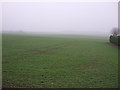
[2,34,118,88]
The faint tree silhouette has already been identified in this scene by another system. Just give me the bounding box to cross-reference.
[110,27,119,36]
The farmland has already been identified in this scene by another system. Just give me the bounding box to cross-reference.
[2,34,118,88]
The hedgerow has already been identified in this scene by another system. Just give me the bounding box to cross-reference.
[109,35,120,46]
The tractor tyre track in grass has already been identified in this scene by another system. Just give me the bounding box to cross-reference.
[30,41,73,55]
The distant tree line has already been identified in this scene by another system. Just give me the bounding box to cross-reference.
[109,27,120,46]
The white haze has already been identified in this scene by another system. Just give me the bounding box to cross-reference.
[2,2,118,36]
[0,3,2,32]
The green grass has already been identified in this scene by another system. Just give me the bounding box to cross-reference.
[2,34,118,88]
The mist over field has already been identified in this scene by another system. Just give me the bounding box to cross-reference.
[2,2,118,36]
[1,2,119,88]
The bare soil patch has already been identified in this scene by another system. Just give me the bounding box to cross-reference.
[106,42,120,50]
[31,50,54,55]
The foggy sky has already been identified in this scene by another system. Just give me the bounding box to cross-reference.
[0,3,2,32]
[2,2,118,36]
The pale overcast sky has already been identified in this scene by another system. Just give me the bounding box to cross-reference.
[1,2,118,36]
